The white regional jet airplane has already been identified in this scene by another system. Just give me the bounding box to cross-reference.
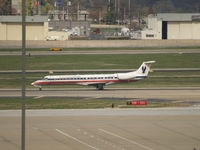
[31,61,155,90]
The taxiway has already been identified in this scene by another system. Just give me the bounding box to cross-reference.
[1,88,200,101]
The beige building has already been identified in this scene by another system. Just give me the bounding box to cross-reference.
[142,13,200,40]
[0,16,48,40]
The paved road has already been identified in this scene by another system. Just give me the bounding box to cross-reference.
[0,49,200,55]
[0,108,200,150]
[1,88,200,101]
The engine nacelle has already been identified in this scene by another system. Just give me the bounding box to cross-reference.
[117,73,135,80]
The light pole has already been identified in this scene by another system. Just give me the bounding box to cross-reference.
[129,0,131,16]
[118,0,120,24]
[21,0,26,150]
[128,0,131,25]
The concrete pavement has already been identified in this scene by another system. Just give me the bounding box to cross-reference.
[1,88,200,101]
[0,108,200,150]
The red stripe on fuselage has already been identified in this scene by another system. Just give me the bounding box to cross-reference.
[34,79,138,85]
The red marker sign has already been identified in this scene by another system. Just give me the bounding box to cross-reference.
[127,101,148,105]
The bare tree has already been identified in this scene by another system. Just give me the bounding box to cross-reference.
[153,0,175,13]
[0,0,11,15]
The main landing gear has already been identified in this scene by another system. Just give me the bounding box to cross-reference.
[96,84,104,90]
[39,87,42,91]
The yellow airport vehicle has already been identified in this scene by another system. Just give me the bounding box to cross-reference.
[50,48,62,51]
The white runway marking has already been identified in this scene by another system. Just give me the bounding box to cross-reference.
[55,129,99,150]
[99,128,154,150]
[33,96,44,99]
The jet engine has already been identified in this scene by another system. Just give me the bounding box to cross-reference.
[117,73,135,80]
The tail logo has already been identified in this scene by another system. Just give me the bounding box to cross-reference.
[142,66,147,73]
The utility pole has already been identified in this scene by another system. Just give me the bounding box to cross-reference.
[128,0,131,25]
[38,2,41,15]
[117,0,120,24]
[108,0,111,12]
[115,0,117,12]
[117,0,120,14]
[99,7,102,24]
[77,1,80,21]
[123,7,126,24]
[128,0,131,17]
[21,0,26,149]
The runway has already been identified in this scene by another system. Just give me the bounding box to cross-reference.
[0,49,200,55]
[0,108,200,150]
[1,88,200,102]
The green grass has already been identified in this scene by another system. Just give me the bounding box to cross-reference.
[0,98,190,110]
[1,53,200,70]
[0,53,200,88]
[0,98,125,109]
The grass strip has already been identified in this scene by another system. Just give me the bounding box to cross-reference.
[1,71,200,79]
[0,98,190,110]
[1,53,200,70]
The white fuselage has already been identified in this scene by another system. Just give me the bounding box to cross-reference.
[32,73,145,87]
[31,61,155,90]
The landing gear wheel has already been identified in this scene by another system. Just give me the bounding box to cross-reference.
[96,84,104,90]
[39,87,42,91]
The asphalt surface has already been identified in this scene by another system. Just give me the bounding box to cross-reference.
[0,108,200,150]
[1,88,200,102]
[0,49,200,55]
[1,87,200,150]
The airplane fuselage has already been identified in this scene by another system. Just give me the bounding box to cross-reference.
[32,61,155,90]
[32,73,145,89]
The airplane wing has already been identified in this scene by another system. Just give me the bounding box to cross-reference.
[77,81,113,86]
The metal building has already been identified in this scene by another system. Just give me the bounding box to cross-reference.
[142,13,200,40]
[0,16,48,40]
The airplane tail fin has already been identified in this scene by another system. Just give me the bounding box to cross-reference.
[135,61,156,76]
[117,61,155,80]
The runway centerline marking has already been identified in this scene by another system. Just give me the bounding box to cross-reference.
[55,129,99,150]
[99,128,154,150]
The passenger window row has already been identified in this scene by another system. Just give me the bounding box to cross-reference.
[44,77,118,80]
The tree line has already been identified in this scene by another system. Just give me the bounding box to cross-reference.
[1,0,200,20]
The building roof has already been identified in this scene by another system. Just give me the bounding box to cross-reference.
[156,13,200,21]
[0,16,48,23]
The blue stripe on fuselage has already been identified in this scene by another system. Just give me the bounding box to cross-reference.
[135,76,146,79]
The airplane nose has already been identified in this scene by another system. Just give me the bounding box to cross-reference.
[31,82,35,86]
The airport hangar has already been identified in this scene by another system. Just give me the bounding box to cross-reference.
[0,16,48,40]
[1,13,200,41]
[142,13,200,40]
